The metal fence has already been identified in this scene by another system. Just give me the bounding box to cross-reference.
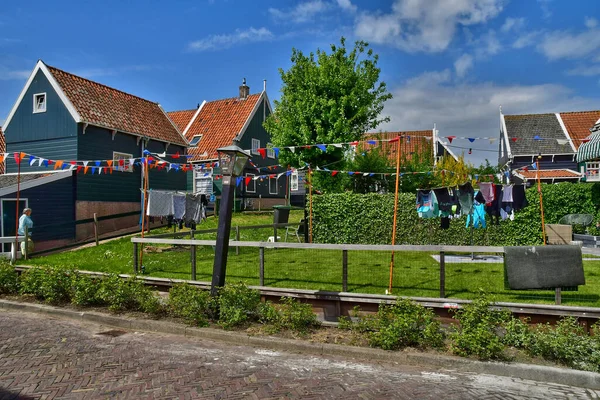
[131,236,600,308]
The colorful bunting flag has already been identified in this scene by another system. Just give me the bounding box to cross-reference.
[258,148,267,159]
[316,144,327,152]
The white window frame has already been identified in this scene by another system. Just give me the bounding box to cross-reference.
[267,143,275,159]
[269,175,278,195]
[290,171,299,191]
[33,93,47,114]
[113,151,134,172]
[252,138,260,155]
[586,161,600,182]
[246,173,256,193]
[189,135,202,147]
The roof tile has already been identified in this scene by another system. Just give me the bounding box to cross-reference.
[518,169,581,180]
[559,110,600,149]
[167,109,196,133]
[504,114,573,155]
[176,94,262,161]
[46,64,186,146]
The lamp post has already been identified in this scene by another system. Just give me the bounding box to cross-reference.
[211,144,251,296]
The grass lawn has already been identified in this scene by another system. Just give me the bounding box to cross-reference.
[21,210,600,308]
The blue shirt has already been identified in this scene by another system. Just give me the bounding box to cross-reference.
[18,215,33,236]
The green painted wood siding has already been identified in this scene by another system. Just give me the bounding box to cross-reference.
[6,137,78,174]
[145,141,187,192]
[76,125,142,202]
[4,69,78,144]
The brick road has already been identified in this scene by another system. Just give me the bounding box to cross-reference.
[0,309,599,399]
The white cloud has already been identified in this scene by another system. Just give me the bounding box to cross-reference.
[269,1,330,23]
[336,0,357,12]
[354,0,504,53]
[474,30,501,57]
[188,27,273,52]
[0,67,29,81]
[377,70,600,164]
[512,31,541,49]
[567,65,600,77]
[501,17,525,33]
[538,26,600,60]
[585,17,598,29]
[537,0,552,19]
[454,54,474,78]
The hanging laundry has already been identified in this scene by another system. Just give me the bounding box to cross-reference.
[185,194,203,224]
[485,184,503,225]
[501,185,515,221]
[502,185,514,203]
[466,201,486,229]
[512,185,528,211]
[440,216,450,230]
[416,190,438,218]
[478,182,495,204]
[433,188,453,217]
[457,182,474,216]
[146,190,174,217]
[173,194,186,220]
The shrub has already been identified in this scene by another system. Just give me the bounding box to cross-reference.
[97,274,162,314]
[71,273,105,307]
[0,261,19,295]
[526,317,600,372]
[346,298,444,351]
[449,294,510,360]
[169,284,212,326]
[19,266,73,304]
[260,297,320,334]
[217,282,261,329]
[502,316,532,348]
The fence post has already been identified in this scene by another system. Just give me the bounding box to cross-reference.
[133,242,138,274]
[274,223,278,242]
[342,249,348,292]
[259,246,265,286]
[235,226,240,255]
[439,251,445,298]
[93,213,99,246]
[23,227,29,260]
[555,287,561,305]
[190,230,196,281]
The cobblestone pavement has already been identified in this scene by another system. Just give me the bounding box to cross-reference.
[0,309,599,400]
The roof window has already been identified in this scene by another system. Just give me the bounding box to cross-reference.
[189,135,202,147]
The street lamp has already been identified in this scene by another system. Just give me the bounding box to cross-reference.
[211,144,251,295]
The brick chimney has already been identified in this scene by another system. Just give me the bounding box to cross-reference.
[239,78,249,100]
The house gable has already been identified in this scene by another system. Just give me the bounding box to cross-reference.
[3,66,79,144]
[558,110,600,149]
[503,113,573,156]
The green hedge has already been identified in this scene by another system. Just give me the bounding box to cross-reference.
[312,183,600,246]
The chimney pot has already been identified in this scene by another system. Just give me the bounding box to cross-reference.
[239,78,249,100]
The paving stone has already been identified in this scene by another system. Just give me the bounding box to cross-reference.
[0,309,599,399]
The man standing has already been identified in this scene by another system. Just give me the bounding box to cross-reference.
[18,208,33,256]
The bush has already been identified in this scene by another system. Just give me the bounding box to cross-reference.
[0,261,19,295]
[260,297,321,334]
[71,273,105,307]
[169,284,212,326]
[217,282,261,329]
[312,183,600,246]
[344,298,444,351]
[97,274,163,314]
[526,317,600,372]
[502,316,532,348]
[19,266,73,304]
[450,294,510,360]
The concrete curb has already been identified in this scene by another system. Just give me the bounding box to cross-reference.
[1,298,599,390]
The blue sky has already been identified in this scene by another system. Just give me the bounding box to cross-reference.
[1,0,599,165]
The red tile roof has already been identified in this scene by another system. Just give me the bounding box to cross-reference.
[0,127,4,174]
[167,109,196,133]
[559,110,600,149]
[179,93,262,161]
[517,169,582,180]
[364,131,433,164]
[46,64,186,146]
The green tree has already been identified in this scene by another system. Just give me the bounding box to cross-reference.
[264,37,392,180]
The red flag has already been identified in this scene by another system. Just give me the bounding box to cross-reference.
[119,159,124,166]
[13,152,20,164]
[77,166,83,173]
[389,137,399,143]
[245,177,252,186]
[258,148,266,159]
[350,141,359,146]
[332,171,338,176]
[447,136,456,143]
[173,152,180,159]
[70,161,77,166]
[510,137,518,142]
[582,138,591,143]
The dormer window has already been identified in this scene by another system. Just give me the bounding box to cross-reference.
[33,93,46,113]
[189,135,202,147]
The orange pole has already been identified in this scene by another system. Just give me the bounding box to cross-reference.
[388,136,402,294]
[536,157,546,245]
[139,161,149,269]
[14,159,21,260]
[308,168,313,243]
